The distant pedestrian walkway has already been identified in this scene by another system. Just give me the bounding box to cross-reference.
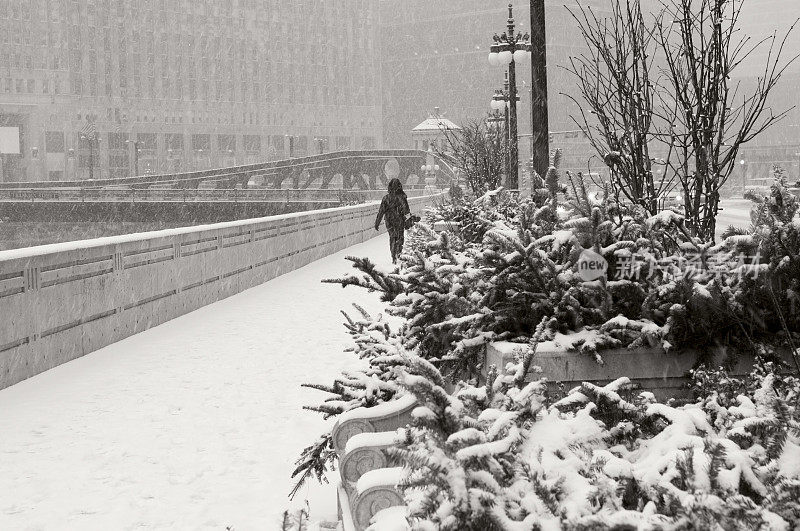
[0,234,395,529]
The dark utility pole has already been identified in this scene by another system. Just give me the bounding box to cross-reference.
[530,0,549,178]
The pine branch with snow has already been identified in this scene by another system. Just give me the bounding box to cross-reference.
[291,308,411,497]
[323,256,404,302]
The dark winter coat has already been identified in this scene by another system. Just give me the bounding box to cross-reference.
[375,178,410,230]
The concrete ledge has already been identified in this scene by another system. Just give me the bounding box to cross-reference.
[331,394,417,456]
[486,341,796,400]
[432,221,460,232]
[338,482,357,531]
[353,468,405,531]
[0,194,444,390]
[332,396,417,531]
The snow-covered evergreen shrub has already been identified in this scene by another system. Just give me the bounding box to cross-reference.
[642,174,800,360]
[425,191,514,245]
[325,169,703,369]
[279,502,310,531]
[293,169,800,523]
[290,305,409,497]
[384,346,800,530]
[326,167,798,384]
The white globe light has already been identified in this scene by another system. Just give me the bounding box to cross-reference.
[513,49,527,63]
[490,99,499,110]
[499,50,513,65]
[421,165,426,172]
[434,165,440,171]
[488,52,499,66]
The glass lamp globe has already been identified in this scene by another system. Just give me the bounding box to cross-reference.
[488,52,500,66]
[513,49,527,63]
[499,50,513,64]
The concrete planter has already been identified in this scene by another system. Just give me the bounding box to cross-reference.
[331,395,417,531]
[432,221,460,232]
[485,341,796,400]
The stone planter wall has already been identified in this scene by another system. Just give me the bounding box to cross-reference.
[331,395,417,531]
[485,341,796,400]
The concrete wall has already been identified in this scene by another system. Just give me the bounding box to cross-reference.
[486,341,796,401]
[0,194,443,389]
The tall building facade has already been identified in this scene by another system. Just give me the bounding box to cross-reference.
[0,0,382,182]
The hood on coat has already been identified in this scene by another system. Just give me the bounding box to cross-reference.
[388,178,404,195]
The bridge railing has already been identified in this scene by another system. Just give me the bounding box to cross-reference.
[0,149,456,191]
[0,192,447,390]
[0,187,432,203]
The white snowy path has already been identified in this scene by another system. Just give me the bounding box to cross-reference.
[0,234,395,530]
[717,199,752,238]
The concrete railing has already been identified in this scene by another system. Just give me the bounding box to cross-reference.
[328,337,798,529]
[0,149,456,191]
[485,341,797,401]
[0,194,444,390]
[332,394,417,531]
[0,187,432,204]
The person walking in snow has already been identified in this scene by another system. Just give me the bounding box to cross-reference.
[374,178,412,264]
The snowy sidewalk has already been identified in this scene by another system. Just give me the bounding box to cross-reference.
[0,234,395,530]
[716,199,752,240]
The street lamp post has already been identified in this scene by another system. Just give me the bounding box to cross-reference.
[490,71,520,184]
[420,147,440,189]
[126,139,141,176]
[795,151,800,182]
[486,109,507,180]
[285,135,298,158]
[314,137,328,155]
[740,159,747,195]
[67,148,75,180]
[30,146,40,180]
[488,4,530,190]
[80,133,100,180]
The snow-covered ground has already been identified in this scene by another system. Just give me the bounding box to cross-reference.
[0,234,396,530]
[716,199,752,239]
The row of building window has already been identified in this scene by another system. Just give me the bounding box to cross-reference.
[40,132,371,154]
[0,0,373,27]
[2,74,377,108]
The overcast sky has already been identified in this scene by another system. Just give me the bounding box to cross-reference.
[727,1,800,75]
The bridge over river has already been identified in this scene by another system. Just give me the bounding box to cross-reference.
[0,150,454,223]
